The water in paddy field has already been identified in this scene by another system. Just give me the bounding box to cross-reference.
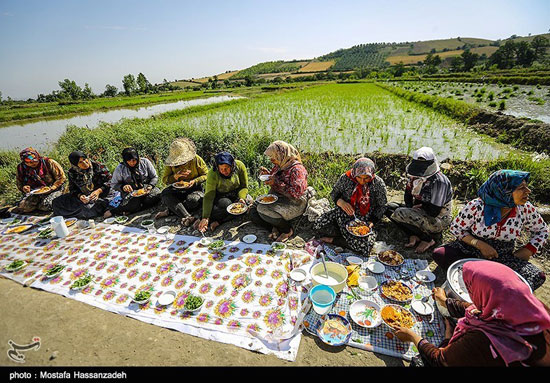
[394,81,550,124]
[0,96,240,152]
[177,84,519,161]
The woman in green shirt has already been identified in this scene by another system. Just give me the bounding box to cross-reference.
[155,138,208,226]
[197,152,251,233]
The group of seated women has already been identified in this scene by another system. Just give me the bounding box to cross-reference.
[10,140,550,366]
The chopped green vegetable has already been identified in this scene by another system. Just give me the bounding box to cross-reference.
[208,240,225,250]
[184,295,203,310]
[71,274,93,289]
[6,260,25,270]
[134,290,151,302]
[46,265,65,276]
[272,243,286,250]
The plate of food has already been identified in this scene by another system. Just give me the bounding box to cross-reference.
[207,240,226,252]
[381,304,416,330]
[345,219,371,237]
[377,250,405,267]
[43,264,65,279]
[2,224,34,235]
[172,180,191,189]
[104,217,116,224]
[141,219,155,228]
[227,202,248,215]
[380,280,413,303]
[70,274,93,290]
[64,218,78,227]
[4,260,27,272]
[271,242,286,254]
[349,299,382,329]
[132,290,152,305]
[28,186,51,195]
[183,294,204,313]
[256,194,278,205]
[37,227,54,239]
[114,216,128,224]
[316,314,353,347]
[130,188,149,198]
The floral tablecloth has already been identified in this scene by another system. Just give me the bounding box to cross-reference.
[0,217,314,361]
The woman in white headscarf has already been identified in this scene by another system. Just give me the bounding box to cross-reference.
[387,147,453,253]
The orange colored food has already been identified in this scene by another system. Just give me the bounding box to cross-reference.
[381,306,415,329]
[348,224,370,236]
[260,196,276,203]
[381,280,413,302]
[378,250,404,265]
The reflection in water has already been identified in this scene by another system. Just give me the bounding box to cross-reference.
[0,96,240,151]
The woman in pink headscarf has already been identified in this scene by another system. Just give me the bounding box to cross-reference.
[394,261,550,366]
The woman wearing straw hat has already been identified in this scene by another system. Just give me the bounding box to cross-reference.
[386,147,453,253]
[155,138,208,227]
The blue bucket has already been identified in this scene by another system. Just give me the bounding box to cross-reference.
[309,284,336,315]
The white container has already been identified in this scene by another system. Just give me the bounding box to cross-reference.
[310,262,348,293]
[50,216,69,238]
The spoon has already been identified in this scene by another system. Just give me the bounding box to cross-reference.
[316,246,329,278]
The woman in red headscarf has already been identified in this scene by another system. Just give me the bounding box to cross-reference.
[395,261,550,366]
[313,158,387,257]
[14,147,66,213]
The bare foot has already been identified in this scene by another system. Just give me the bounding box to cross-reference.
[320,237,334,244]
[405,235,420,248]
[103,210,112,219]
[275,228,294,243]
[155,209,170,220]
[269,228,280,241]
[209,221,220,231]
[181,216,196,227]
[415,239,435,254]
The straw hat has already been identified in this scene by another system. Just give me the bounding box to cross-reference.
[165,138,197,166]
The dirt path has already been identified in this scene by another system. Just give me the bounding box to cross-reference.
[1,194,548,366]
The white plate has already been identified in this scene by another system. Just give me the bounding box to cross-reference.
[346,256,363,265]
[416,270,436,283]
[271,242,286,253]
[226,202,248,215]
[259,174,271,182]
[349,300,382,329]
[104,217,115,224]
[242,234,257,244]
[157,291,177,306]
[4,260,27,272]
[290,268,307,282]
[366,261,385,274]
[199,237,213,246]
[411,300,434,316]
[156,226,170,234]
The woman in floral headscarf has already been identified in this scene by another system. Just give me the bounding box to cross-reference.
[14,147,66,214]
[313,158,387,257]
[52,151,115,219]
[395,261,550,366]
[250,140,312,242]
[432,170,548,291]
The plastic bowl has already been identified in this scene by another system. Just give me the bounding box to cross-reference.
[309,284,336,315]
[358,276,378,295]
[310,262,348,293]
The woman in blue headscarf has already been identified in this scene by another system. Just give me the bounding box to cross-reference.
[432,170,548,291]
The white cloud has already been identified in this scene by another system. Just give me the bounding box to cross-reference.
[1,11,13,17]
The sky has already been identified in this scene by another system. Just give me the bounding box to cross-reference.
[0,0,549,99]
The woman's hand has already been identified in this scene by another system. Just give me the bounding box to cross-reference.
[183,179,195,189]
[337,199,354,216]
[174,169,191,180]
[198,218,209,233]
[79,195,89,204]
[123,185,133,193]
[367,221,374,229]
[88,189,101,202]
[22,185,31,194]
[432,287,447,309]
[513,247,533,261]
[394,326,422,344]
[477,241,498,259]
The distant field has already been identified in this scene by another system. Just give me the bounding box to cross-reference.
[298,61,335,72]
[408,37,493,55]
[386,49,465,65]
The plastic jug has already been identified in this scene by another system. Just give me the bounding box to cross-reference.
[50,216,69,238]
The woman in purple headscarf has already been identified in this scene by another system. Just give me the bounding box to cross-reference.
[395,261,550,366]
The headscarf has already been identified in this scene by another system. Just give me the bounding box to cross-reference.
[264,141,302,171]
[121,147,144,188]
[214,152,236,179]
[477,170,530,227]
[449,261,550,366]
[68,151,95,195]
[406,147,440,198]
[345,158,375,217]
[17,147,50,189]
